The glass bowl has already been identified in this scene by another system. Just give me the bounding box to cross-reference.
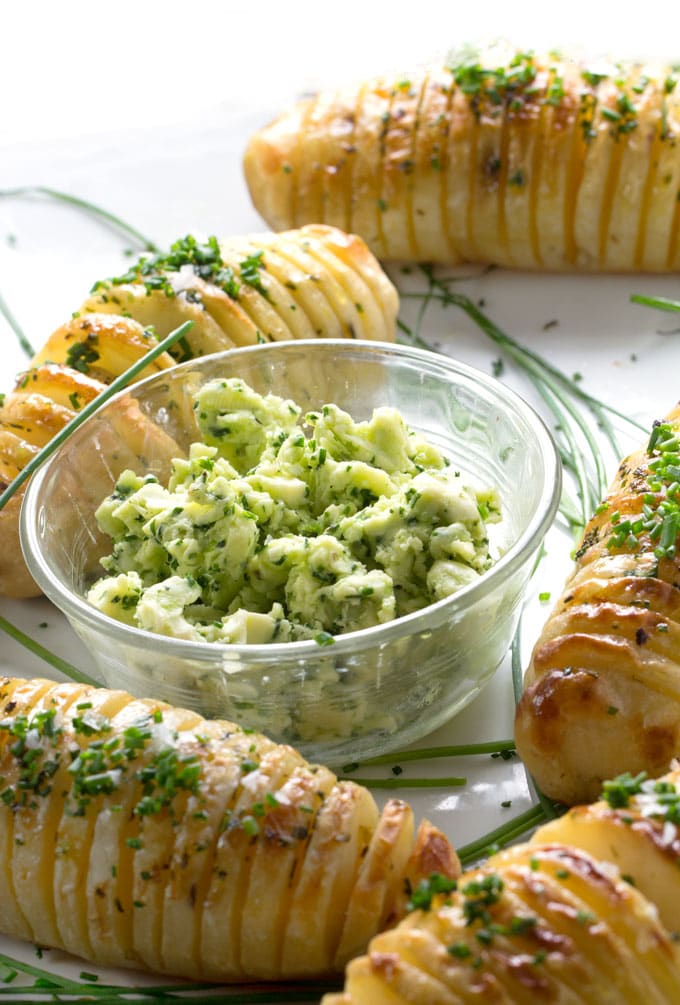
[21,339,561,766]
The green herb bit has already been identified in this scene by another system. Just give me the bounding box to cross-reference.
[95,234,244,305]
[579,91,598,143]
[605,419,680,556]
[65,341,100,374]
[242,815,260,837]
[446,49,540,115]
[72,711,111,736]
[462,873,504,925]
[599,89,639,137]
[447,942,472,958]
[135,746,201,816]
[581,68,609,88]
[407,872,458,912]
[545,75,565,106]
[68,746,122,814]
[239,249,269,298]
[0,707,62,806]
[631,294,680,315]
[601,770,647,808]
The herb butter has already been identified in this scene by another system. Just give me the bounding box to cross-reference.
[88,377,501,643]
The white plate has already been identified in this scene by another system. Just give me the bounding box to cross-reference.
[1,39,680,1003]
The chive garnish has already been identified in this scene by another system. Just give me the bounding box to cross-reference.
[0,614,97,687]
[457,804,555,866]
[0,186,158,253]
[0,946,339,999]
[399,266,645,536]
[0,286,34,358]
[342,740,515,771]
[339,775,467,790]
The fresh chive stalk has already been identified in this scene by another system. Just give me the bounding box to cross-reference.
[456,803,552,866]
[0,186,158,253]
[399,266,647,534]
[0,187,157,364]
[339,775,467,789]
[0,287,34,358]
[343,739,515,771]
[0,949,337,1000]
[0,614,97,687]
[511,625,523,706]
[0,320,193,513]
[630,293,680,313]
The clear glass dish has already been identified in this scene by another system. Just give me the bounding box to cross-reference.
[21,339,561,766]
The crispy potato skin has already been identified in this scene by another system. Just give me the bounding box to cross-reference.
[515,402,680,805]
[244,53,680,271]
[326,768,680,1004]
[0,676,457,982]
[533,766,680,936]
[0,226,398,598]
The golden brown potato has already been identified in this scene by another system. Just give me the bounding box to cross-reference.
[244,51,680,271]
[324,837,680,1004]
[0,676,457,982]
[0,226,398,598]
[515,402,680,805]
[533,766,680,936]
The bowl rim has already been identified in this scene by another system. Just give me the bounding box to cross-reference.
[21,338,562,660]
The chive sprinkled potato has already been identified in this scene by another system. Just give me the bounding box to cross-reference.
[515,407,680,805]
[325,767,680,1004]
[0,675,456,981]
[244,49,680,270]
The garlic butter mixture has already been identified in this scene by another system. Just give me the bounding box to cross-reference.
[88,378,501,644]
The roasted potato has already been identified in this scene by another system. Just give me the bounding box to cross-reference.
[245,50,680,271]
[325,768,680,1004]
[515,403,680,805]
[0,675,456,981]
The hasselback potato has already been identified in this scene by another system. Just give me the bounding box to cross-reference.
[535,766,680,937]
[324,768,680,1005]
[514,403,680,805]
[0,225,398,598]
[244,49,680,270]
[0,675,457,981]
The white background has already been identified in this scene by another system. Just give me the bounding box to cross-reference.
[3,0,680,145]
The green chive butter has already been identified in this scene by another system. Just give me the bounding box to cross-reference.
[88,378,501,644]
